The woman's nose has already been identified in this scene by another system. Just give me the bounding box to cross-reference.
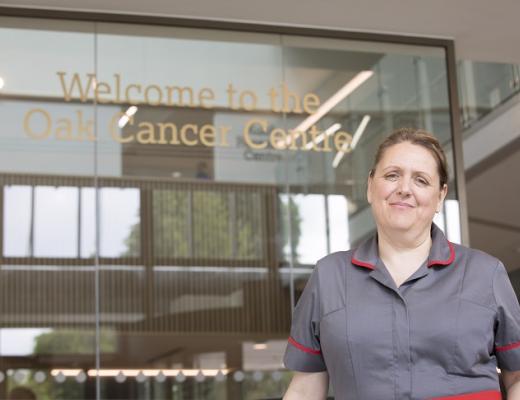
[397,179,411,195]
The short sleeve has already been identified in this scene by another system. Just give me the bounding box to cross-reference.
[283,267,327,372]
[493,261,520,371]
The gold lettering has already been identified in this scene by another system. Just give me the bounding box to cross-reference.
[166,86,194,107]
[125,84,142,105]
[199,124,217,147]
[281,83,303,114]
[270,128,287,150]
[218,126,231,147]
[239,90,257,111]
[309,125,328,152]
[199,88,215,109]
[268,87,279,112]
[303,93,320,114]
[114,73,122,103]
[334,131,353,152]
[288,130,303,151]
[24,108,52,140]
[180,124,198,146]
[321,126,332,152]
[144,85,163,106]
[157,123,179,145]
[243,119,268,149]
[136,122,157,144]
[76,110,96,141]
[110,112,134,143]
[94,82,111,104]
[226,83,237,109]
[55,118,74,141]
[56,72,95,102]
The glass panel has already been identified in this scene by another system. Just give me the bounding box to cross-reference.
[34,186,78,258]
[0,17,96,400]
[99,187,140,257]
[95,23,289,399]
[0,15,457,400]
[81,187,96,258]
[458,60,519,128]
[3,186,32,257]
[280,35,454,306]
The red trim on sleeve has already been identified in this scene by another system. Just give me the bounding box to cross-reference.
[496,340,520,352]
[351,256,375,270]
[288,336,321,355]
[428,241,455,267]
[429,390,501,400]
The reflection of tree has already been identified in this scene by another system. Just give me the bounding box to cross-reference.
[34,329,115,354]
[20,330,117,400]
[242,371,293,400]
[279,196,302,264]
[124,189,265,260]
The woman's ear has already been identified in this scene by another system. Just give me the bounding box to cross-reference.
[367,174,373,204]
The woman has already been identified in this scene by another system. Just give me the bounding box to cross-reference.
[283,128,520,399]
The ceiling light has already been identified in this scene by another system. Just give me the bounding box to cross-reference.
[0,77,4,89]
[350,115,371,150]
[126,106,138,116]
[305,123,341,150]
[253,343,268,350]
[118,114,130,128]
[118,106,138,128]
[332,114,371,168]
[285,70,373,146]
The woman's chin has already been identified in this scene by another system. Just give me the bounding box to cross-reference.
[382,216,417,232]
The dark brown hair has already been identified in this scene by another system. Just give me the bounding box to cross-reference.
[369,128,448,188]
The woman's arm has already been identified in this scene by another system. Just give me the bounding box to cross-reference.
[283,371,329,400]
[501,369,520,399]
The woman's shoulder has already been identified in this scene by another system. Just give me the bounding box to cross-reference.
[315,250,354,270]
[451,242,503,274]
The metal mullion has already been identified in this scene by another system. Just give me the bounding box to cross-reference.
[0,184,3,260]
[229,191,237,258]
[29,185,35,257]
[77,187,82,259]
[445,42,470,246]
[140,189,155,330]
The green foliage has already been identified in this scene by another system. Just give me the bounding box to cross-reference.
[33,329,116,354]
[124,189,271,261]
[279,196,302,263]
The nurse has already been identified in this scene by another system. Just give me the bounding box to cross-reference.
[283,128,520,399]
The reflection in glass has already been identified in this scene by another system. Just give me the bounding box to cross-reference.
[81,187,96,258]
[100,188,140,257]
[34,186,78,257]
[3,185,32,257]
[290,194,327,265]
[328,194,350,253]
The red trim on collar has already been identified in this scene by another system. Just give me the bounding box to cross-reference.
[496,339,520,352]
[428,390,501,400]
[288,337,321,355]
[427,241,455,268]
[351,255,375,270]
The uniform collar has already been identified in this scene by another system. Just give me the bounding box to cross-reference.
[351,223,455,271]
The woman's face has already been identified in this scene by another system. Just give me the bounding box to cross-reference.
[367,142,447,234]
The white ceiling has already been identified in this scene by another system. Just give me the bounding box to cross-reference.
[0,0,519,64]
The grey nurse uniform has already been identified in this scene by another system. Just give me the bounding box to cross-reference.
[283,224,520,400]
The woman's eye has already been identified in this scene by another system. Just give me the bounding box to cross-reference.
[416,177,429,186]
[384,173,398,180]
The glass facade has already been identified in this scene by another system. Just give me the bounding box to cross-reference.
[0,16,461,399]
[458,60,520,129]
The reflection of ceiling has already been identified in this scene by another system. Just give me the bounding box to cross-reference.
[1,0,519,63]
[466,138,520,273]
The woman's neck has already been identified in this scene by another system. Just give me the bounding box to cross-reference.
[377,226,432,266]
